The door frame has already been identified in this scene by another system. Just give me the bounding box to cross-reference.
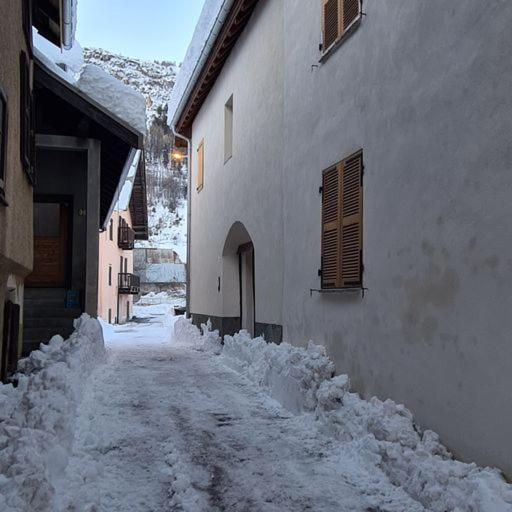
[238,241,255,335]
[32,194,74,289]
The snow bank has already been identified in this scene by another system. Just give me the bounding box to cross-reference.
[77,64,147,134]
[174,317,222,355]
[222,331,335,413]
[0,315,106,512]
[179,324,512,512]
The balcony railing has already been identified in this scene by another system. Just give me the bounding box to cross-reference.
[118,225,135,250]
[118,273,140,295]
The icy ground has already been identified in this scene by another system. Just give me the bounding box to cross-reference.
[48,306,511,512]
[3,305,511,510]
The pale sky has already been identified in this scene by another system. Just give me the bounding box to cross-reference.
[76,0,205,63]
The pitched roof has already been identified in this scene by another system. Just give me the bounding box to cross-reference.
[168,0,260,138]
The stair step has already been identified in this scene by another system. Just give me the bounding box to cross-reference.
[24,308,82,319]
[24,317,77,328]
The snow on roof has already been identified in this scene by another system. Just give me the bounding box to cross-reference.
[33,29,84,83]
[116,149,142,211]
[77,64,147,135]
[34,30,147,135]
[167,0,230,129]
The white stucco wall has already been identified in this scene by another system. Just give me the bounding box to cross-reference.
[281,0,512,475]
[188,0,512,475]
[189,0,284,326]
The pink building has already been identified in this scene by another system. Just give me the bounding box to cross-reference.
[98,152,148,324]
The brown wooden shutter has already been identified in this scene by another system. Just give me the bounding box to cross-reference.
[343,0,360,30]
[340,151,363,286]
[321,165,342,288]
[322,0,339,50]
[197,140,204,191]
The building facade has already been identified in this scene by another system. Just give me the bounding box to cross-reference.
[170,0,512,475]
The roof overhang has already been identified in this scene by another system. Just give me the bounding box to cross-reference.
[34,56,145,227]
[34,58,144,149]
[175,0,260,138]
[129,154,149,240]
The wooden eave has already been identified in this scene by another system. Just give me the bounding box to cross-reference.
[129,153,149,240]
[34,59,144,149]
[176,0,260,137]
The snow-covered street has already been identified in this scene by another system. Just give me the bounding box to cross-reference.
[57,309,373,511]
[44,306,510,512]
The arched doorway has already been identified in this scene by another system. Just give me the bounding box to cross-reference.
[222,222,255,336]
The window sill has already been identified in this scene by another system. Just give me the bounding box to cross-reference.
[310,286,367,298]
[319,16,362,64]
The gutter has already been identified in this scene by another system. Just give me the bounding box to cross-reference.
[61,0,76,50]
[170,0,235,129]
[172,128,192,318]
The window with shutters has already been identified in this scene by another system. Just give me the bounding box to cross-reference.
[20,51,35,184]
[197,139,204,191]
[321,150,363,289]
[321,0,361,54]
[109,218,113,240]
[108,265,112,286]
[0,86,7,203]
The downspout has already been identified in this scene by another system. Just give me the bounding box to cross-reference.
[61,0,76,50]
[172,127,192,318]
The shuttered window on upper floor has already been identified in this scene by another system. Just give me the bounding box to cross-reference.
[20,51,35,185]
[321,150,363,288]
[197,139,204,191]
[322,0,361,52]
[0,86,7,197]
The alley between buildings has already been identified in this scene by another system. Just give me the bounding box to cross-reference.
[53,307,431,512]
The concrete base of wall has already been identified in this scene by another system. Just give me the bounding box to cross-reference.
[191,313,283,344]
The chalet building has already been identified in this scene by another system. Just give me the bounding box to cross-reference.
[21,50,146,353]
[169,0,512,475]
[0,0,77,381]
[98,151,148,324]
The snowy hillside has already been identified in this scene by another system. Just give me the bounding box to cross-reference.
[83,48,187,260]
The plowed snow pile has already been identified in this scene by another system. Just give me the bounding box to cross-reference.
[174,318,512,512]
[0,315,105,512]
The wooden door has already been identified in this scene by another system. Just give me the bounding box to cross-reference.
[26,202,69,287]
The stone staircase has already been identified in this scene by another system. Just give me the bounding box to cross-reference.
[23,288,82,356]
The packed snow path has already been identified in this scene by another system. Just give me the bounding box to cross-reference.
[54,307,512,512]
[58,311,378,511]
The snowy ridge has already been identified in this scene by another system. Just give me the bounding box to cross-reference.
[0,315,105,512]
[173,318,512,512]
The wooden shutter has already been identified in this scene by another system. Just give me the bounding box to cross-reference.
[321,150,363,288]
[197,140,204,191]
[321,165,342,288]
[322,0,339,50]
[343,0,360,30]
[340,151,363,286]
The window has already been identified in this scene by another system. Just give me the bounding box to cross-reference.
[120,256,123,274]
[108,265,112,286]
[224,95,233,162]
[108,308,112,323]
[321,149,363,288]
[124,257,128,274]
[0,87,7,201]
[109,219,113,240]
[197,139,204,191]
[321,0,361,53]
[19,51,34,184]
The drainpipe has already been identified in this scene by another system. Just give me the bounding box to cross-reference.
[172,127,192,318]
[61,0,76,50]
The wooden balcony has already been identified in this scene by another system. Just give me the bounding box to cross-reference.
[118,225,135,250]
[118,273,140,295]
